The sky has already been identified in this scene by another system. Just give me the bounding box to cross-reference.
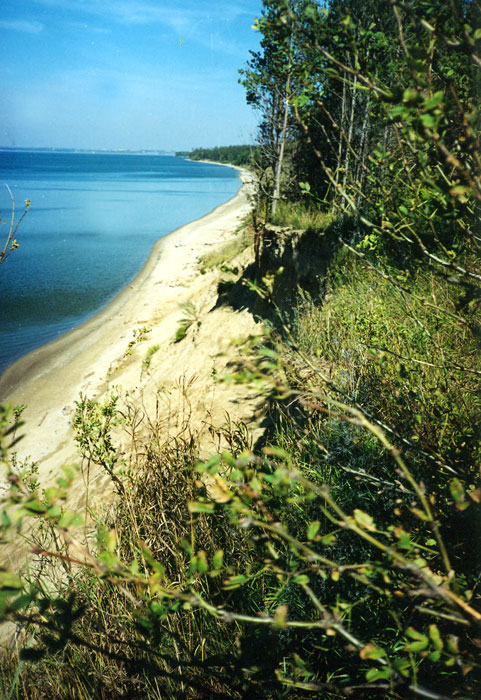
[0,0,263,151]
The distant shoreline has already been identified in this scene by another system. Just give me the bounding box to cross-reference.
[0,147,176,156]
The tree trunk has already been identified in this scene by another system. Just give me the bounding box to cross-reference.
[271,35,293,218]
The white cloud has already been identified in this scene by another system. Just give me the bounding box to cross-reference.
[0,19,44,33]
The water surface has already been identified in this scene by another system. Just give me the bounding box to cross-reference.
[0,151,240,374]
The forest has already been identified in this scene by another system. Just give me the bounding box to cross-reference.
[176,145,258,166]
[1,1,481,698]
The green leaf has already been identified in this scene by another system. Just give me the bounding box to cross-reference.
[429,624,443,651]
[403,88,420,104]
[196,550,209,575]
[0,572,22,590]
[212,550,224,569]
[424,91,444,110]
[196,455,221,475]
[223,574,248,590]
[353,509,377,531]
[321,533,336,546]
[307,520,320,540]
[420,113,436,129]
[24,499,47,514]
[293,575,310,585]
[365,667,391,682]
[405,627,429,651]
[188,501,215,514]
[58,512,84,528]
[450,479,468,510]
[360,644,386,660]
[405,638,429,652]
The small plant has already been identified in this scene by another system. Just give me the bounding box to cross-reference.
[142,344,160,371]
[124,325,151,356]
[73,392,124,495]
[0,187,30,267]
[174,301,201,343]
[270,200,334,231]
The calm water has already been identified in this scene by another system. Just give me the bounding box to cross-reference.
[0,151,240,375]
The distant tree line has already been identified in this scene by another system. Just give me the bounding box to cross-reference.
[176,144,260,166]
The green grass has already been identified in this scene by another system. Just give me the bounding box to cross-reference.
[270,200,335,231]
[142,344,160,370]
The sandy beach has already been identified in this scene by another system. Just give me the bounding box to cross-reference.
[0,168,264,509]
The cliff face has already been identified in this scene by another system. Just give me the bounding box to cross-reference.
[218,223,337,319]
[254,224,336,309]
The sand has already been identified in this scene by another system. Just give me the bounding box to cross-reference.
[0,168,264,509]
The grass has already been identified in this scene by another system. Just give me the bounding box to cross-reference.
[142,344,160,370]
[2,241,481,700]
[173,301,201,343]
[270,200,335,231]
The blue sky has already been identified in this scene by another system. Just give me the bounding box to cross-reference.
[0,0,263,151]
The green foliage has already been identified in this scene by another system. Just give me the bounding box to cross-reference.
[174,301,201,343]
[1,2,481,699]
[270,200,335,230]
[124,325,151,356]
[177,144,259,167]
[142,343,160,370]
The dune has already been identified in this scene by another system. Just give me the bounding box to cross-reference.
[0,168,265,512]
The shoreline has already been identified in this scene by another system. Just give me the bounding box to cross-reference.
[0,166,252,401]
[0,167,257,486]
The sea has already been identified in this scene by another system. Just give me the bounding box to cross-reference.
[0,150,241,376]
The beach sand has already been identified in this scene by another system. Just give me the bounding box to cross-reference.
[0,168,264,512]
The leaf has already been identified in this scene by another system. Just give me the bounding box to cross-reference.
[424,91,444,110]
[321,533,336,546]
[360,643,386,660]
[405,638,428,652]
[410,507,430,521]
[196,550,209,575]
[405,627,429,651]
[293,574,310,585]
[58,512,84,528]
[403,88,420,104]
[223,574,248,590]
[188,501,215,514]
[24,499,46,514]
[273,604,288,627]
[450,479,468,510]
[196,455,221,475]
[420,113,436,129]
[429,624,443,651]
[365,667,391,682]
[353,509,377,531]
[469,488,481,504]
[0,572,22,590]
[210,476,233,504]
[307,520,320,540]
